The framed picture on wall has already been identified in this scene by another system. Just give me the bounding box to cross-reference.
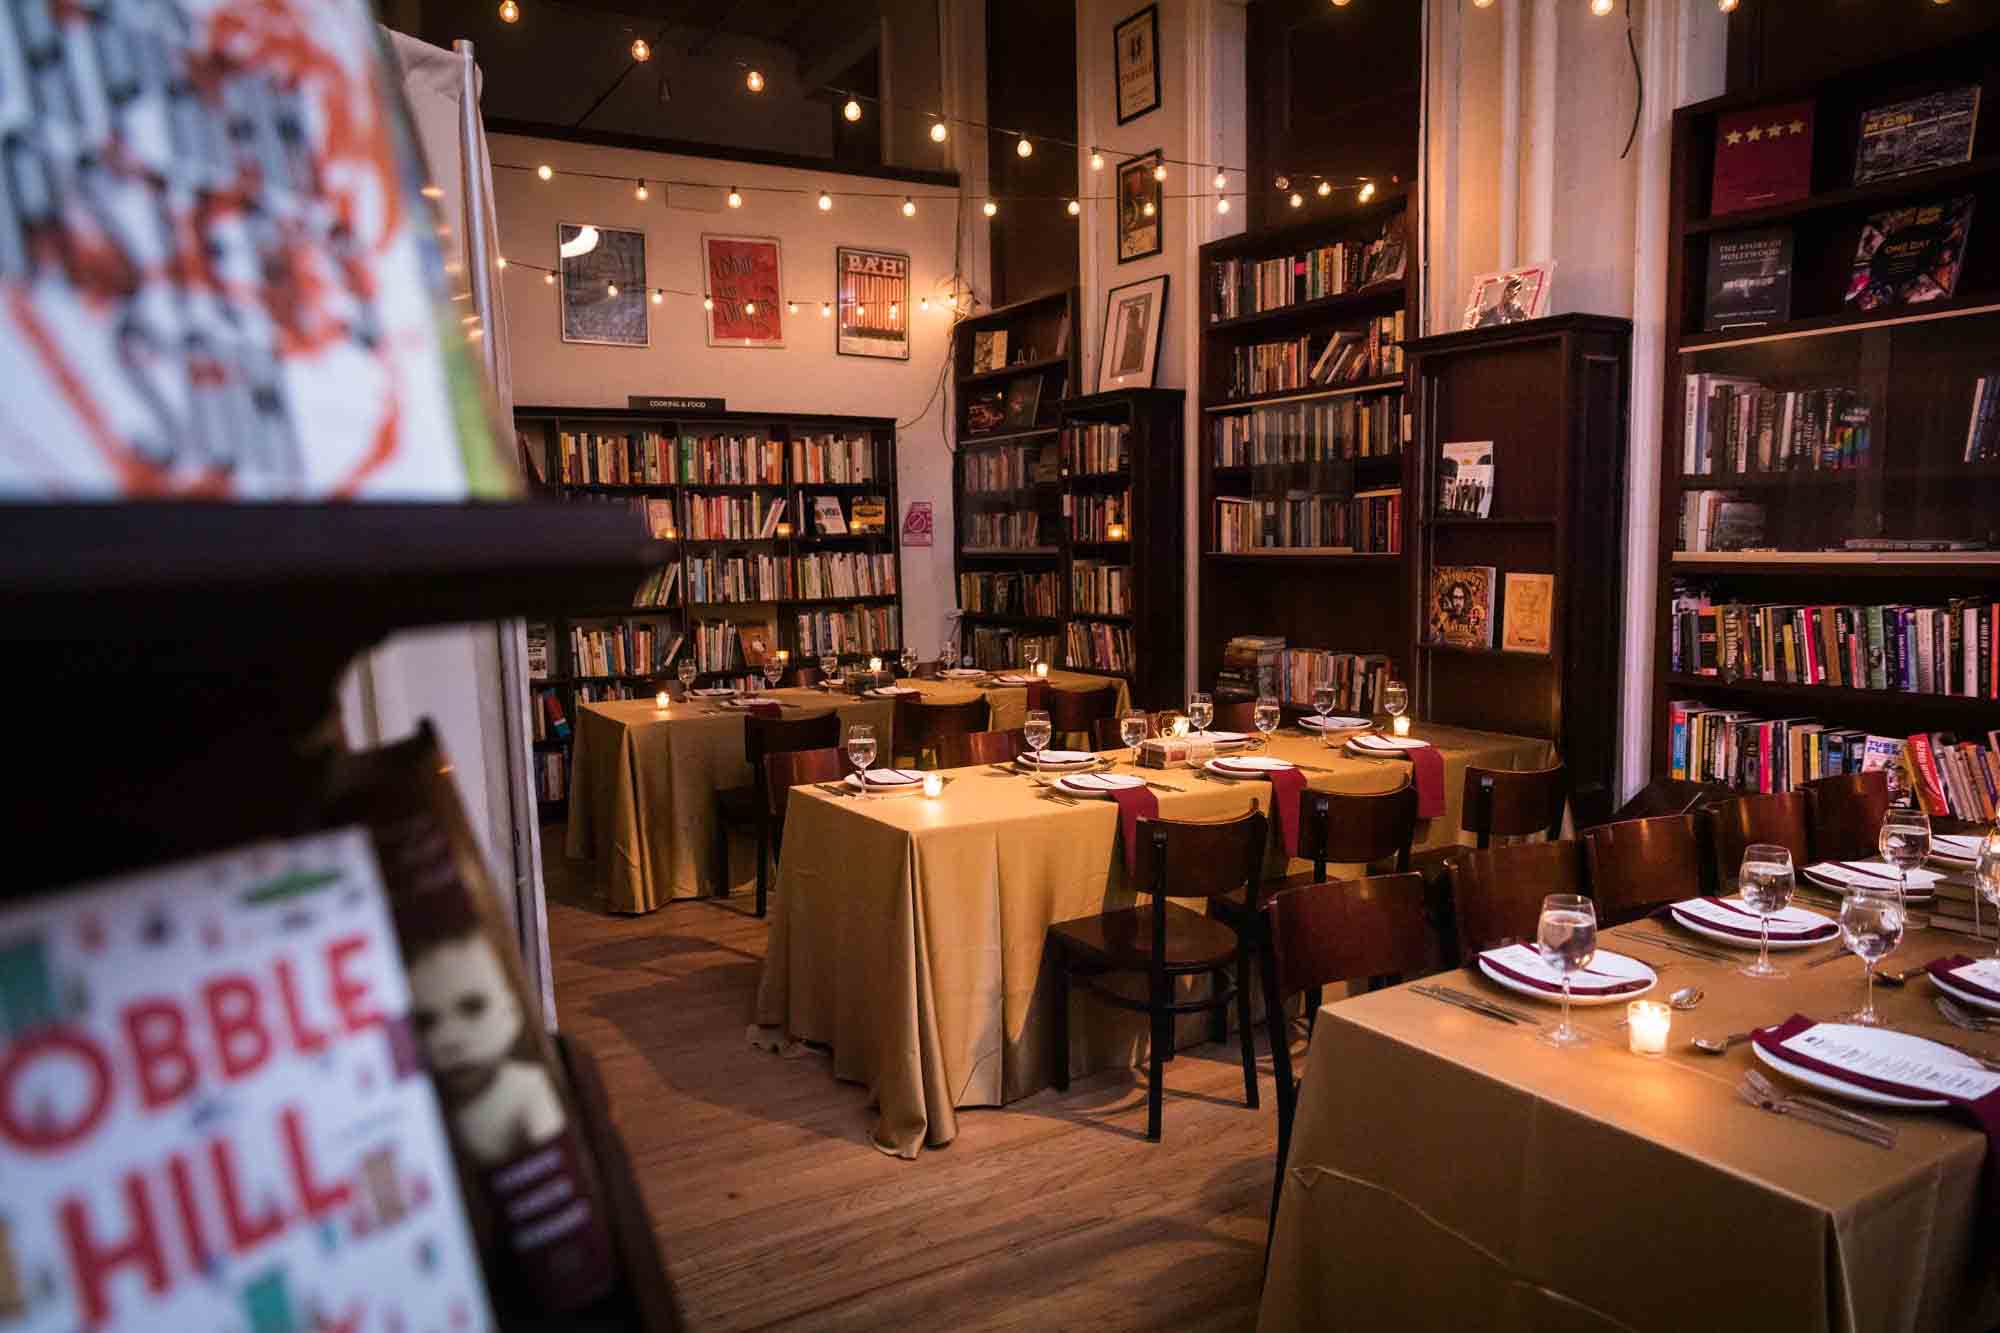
[1096,273,1167,391]
[836,245,911,360]
[559,223,649,347]
[1113,5,1161,125]
[702,233,786,348]
[1116,149,1163,263]
[1461,262,1555,329]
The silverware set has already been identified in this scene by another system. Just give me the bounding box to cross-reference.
[1610,929,1735,965]
[1736,1070,1897,1148]
[1411,983,1541,1027]
[1936,995,2000,1034]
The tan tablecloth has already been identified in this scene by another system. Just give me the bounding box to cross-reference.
[563,671,1130,912]
[1259,921,2000,1333]
[753,722,1554,1157]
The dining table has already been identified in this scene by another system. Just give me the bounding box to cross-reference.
[1258,894,2000,1333]
[562,669,1131,912]
[752,720,1555,1158]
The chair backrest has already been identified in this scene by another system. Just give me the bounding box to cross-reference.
[1299,785,1420,877]
[934,728,1026,768]
[763,747,849,820]
[1801,772,1890,864]
[1582,813,1708,926]
[783,666,826,690]
[915,659,943,679]
[1022,680,1047,713]
[1210,698,1257,734]
[1462,763,1567,846]
[1048,683,1118,734]
[1448,841,1587,958]
[1092,712,1157,751]
[745,712,842,803]
[1266,873,1432,1001]
[1592,777,1735,829]
[912,697,991,761]
[1707,791,1813,886]
[1134,809,1268,901]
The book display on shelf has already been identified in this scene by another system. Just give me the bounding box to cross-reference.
[1668,586,1997,698]
[1705,228,1795,329]
[1206,220,1406,322]
[1427,564,1496,649]
[1681,375,1870,476]
[1844,195,1975,311]
[1854,87,1981,186]
[1502,573,1556,654]
[1710,99,1815,215]
[1438,441,1494,517]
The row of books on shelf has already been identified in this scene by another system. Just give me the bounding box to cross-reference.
[532,686,571,742]
[1062,422,1130,474]
[966,627,1056,671]
[1068,491,1128,542]
[690,618,757,673]
[959,571,1061,616]
[633,562,681,607]
[1066,620,1133,674]
[570,619,682,678]
[687,552,793,604]
[1207,223,1407,321]
[1072,559,1130,616]
[795,606,900,657]
[536,748,569,802]
[963,443,1053,494]
[1213,392,1406,466]
[1215,635,1396,715]
[683,433,783,486]
[685,493,785,541]
[1966,375,2000,462]
[965,511,1042,548]
[1213,487,1402,553]
[553,427,676,486]
[1682,375,1870,476]
[1222,313,1404,399]
[797,551,898,599]
[1669,586,2000,698]
[792,432,880,483]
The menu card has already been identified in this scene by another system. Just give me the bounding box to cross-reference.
[1778,1025,2000,1101]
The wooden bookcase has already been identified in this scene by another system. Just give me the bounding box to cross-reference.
[1651,33,2000,791]
[1193,195,1418,699]
[1406,315,1631,828]
[515,405,902,816]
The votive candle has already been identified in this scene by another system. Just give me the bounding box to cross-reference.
[869,656,883,673]
[655,690,671,711]
[775,521,793,538]
[1035,661,1050,678]
[1626,1000,1670,1056]
[1391,715,1412,737]
[923,773,944,799]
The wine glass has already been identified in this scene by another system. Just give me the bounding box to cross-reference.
[1536,894,1598,1048]
[763,656,783,692]
[1878,807,1932,899]
[677,657,697,698]
[1976,827,2000,959]
[1022,641,1040,673]
[1383,679,1410,725]
[1839,886,1905,1026]
[1736,843,1795,980]
[1311,682,1336,745]
[1119,709,1149,766]
[900,646,919,678]
[846,723,877,791]
[1024,708,1053,778]
[826,655,846,689]
[1253,694,1282,750]
[1188,691,1214,737]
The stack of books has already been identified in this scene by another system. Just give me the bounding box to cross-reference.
[569,618,682,677]
[791,432,876,482]
[1072,559,1131,616]
[1224,315,1403,399]
[681,431,783,485]
[1217,634,1285,697]
[1065,620,1134,674]
[1213,391,1404,466]
[556,428,677,485]
[1278,648,1393,713]
[1062,422,1130,474]
[1670,585,1999,697]
[797,551,897,599]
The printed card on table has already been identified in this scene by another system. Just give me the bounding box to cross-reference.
[0,829,492,1331]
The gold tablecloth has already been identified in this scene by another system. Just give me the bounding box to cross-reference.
[753,722,1553,1157]
[1259,923,2000,1333]
[563,670,1130,912]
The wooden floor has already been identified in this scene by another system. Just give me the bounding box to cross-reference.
[544,838,1278,1332]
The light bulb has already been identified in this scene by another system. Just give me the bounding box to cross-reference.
[1066,198,1080,216]
[843,98,862,122]
[727,188,742,209]
[634,180,648,201]
[820,301,830,317]
[1332,0,1350,6]
[919,296,929,310]
[1590,0,1613,13]
[1289,191,1303,208]
[1213,170,1227,190]
[1016,137,1033,158]
[702,294,713,311]
[746,69,765,92]
[889,302,899,319]
[788,301,799,314]
[817,191,833,211]
[543,271,554,285]
[1217,196,1230,213]
[1142,200,1155,217]
[1717,0,1737,9]
[744,301,755,314]
[606,282,618,297]
[1475,0,1494,5]
[1153,162,1167,182]
[855,304,866,318]
[1359,181,1377,203]
[1089,149,1104,171]
[498,0,519,21]
[630,37,650,61]
[497,256,508,269]
[930,120,949,143]
[902,196,916,217]
[536,163,552,181]
[650,290,662,304]
[1317,179,1332,197]
[983,199,997,217]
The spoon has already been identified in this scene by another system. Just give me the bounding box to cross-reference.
[1693,1029,1754,1054]
[1616,985,1704,1027]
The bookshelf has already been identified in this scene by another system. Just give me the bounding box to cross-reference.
[1652,32,2000,809]
[1405,315,1632,828]
[515,405,903,815]
[1194,195,1418,704]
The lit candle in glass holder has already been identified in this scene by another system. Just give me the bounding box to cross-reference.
[1034,661,1049,678]
[1106,522,1126,542]
[775,521,793,538]
[662,527,678,541]
[1626,1001,1670,1056]
[869,656,883,673]
[1391,715,1412,737]
[923,773,944,799]
[655,690,671,711]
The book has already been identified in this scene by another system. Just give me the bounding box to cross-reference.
[758,497,786,538]
[1704,228,1794,329]
[849,496,887,533]
[1965,375,2000,462]
[972,329,1008,373]
[1501,572,1555,654]
[814,495,848,536]
[1854,86,1981,185]
[1438,441,1494,517]
[0,829,493,1330]
[1710,99,1814,215]
[1002,376,1043,430]
[527,623,550,678]
[1427,564,1496,649]
[1845,195,1975,312]
[645,497,676,539]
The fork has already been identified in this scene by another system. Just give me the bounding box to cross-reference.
[1742,1070,1898,1145]
[1735,1076,1896,1148]
[1936,995,2000,1033]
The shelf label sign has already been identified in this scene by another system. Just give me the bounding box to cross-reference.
[626,396,726,412]
[902,500,934,548]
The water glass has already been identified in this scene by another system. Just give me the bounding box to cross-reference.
[1188,691,1214,736]
[1976,827,2000,959]
[1119,709,1149,765]
[1839,886,1905,1026]
[900,647,919,677]
[763,657,783,690]
[677,658,697,696]
[1383,680,1409,721]
[1311,683,1336,745]
[846,723,877,788]
[1253,694,1282,748]
[1023,641,1041,671]
[1878,807,1932,897]
[1023,709,1053,776]
[1536,893,1597,1048]
[941,636,957,670]
[1737,843,1795,980]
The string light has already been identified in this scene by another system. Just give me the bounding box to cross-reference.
[702,294,713,310]
[1213,169,1227,190]
[727,187,742,209]
[855,304,866,318]
[1332,0,1350,6]
[1066,199,1081,216]
[497,256,508,268]
[889,302,899,319]
[843,98,862,122]
[1474,0,1494,6]
[1289,191,1304,208]
[634,179,648,201]
[919,296,929,311]
[629,37,650,62]
[902,196,916,216]
[820,301,831,317]
[498,0,518,20]
[1141,200,1155,217]
[1717,0,1738,9]
[543,272,554,285]
[746,69,765,92]
[650,289,662,304]
[1089,149,1104,171]
[1016,137,1033,158]
[983,199,998,217]
[744,301,755,314]
[1153,162,1167,182]
[930,120,949,143]
[817,191,833,211]
[1590,0,1613,13]
[788,301,799,314]
[1317,179,1332,197]
[1216,196,1230,213]
[606,282,618,296]
[536,163,552,181]
[1359,181,1376,203]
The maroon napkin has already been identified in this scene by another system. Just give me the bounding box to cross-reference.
[1667,898,1839,943]
[1476,947,1650,996]
[1398,744,1445,819]
[1929,956,2000,1005]
[1217,760,1306,858]
[1106,785,1159,879]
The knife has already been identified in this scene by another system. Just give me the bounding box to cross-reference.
[1412,984,1521,1025]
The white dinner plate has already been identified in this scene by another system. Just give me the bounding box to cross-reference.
[1347,733,1430,753]
[1474,946,1657,1007]
[844,768,925,792]
[942,668,987,679]
[1805,861,1940,900]
[867,685,919,696]
[1201,731,1252,747]
[1018,751,1095,771]
[1054,772,1146,798]
[1751,1024,1953,1108]
[1299,715,1371,731]
[1206,756,1297,777]
[690,686,738,698]
[1666,899,1839,951]
[992,674,1038,685]
[1929,967,2000,1016]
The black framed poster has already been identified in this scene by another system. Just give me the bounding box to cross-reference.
[836,246,911,360]
[559,222,649,347]
[1117,149,1164,263]
[1114,5,1161,125]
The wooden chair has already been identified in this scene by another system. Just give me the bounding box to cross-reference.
[713,711,840,916]
[1048,683,1117,748]
[1261,872,1431,1253]
[1049,809,1273,1143]
[1581,813,1710,926]
[1447,840,1588,960]
[908,697,990,769]
[1208,697,1257,733]
[1463,763,1568,847]
[761,746,849,873]
[782,665,825,689]
[1801,771,1890,864]
[1092,712,1157,752]
[933,728,1026,769]
[1707,791,1813,889]
[1591,777,1735,829]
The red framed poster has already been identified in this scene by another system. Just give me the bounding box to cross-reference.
[702,234,785,347]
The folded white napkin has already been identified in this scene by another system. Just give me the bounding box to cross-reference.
[1477,944,1651,995]
[1670,896,1836,939]
[859,768,923,786]
[1348,733,1429,751]
[1025,750,1093,766]
[1807,860,1943,890]
[1299,715,1370,730]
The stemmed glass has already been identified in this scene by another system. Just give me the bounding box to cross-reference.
[1736,843,1795,980]
[1253,694,1282,751]
[1311,683,1336,746]
[1024,709,1053,778]
[1536,893,1598,1048]
[1382,680,1410,727]
[846,723,877,792]
[941,635,957,672]
[1022,641,1040,674]
[677,657,697,698]
[1188,691,1214,738]
[1839,886,1905,1026]
[900,646,918,678]
[762,656,783,692]
[1976,827,2000,959]
[826,655,846,689]
[1879,807,1932,899]
[1119,709,1149,766]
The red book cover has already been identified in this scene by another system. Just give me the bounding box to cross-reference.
[1711,99,1815,216]
[1904,732,1951,816]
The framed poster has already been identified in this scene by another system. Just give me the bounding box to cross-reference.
[702,233,786,347]
[560,222,649,347]
[836,245,911,360]
[1117,149,1164,263]
[1461,262,1554,329]
[1097,273,1168,391]
[1114,4,1161,125]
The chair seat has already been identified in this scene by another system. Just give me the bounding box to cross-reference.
[714,785,757,820]
[1050,903,1241,971]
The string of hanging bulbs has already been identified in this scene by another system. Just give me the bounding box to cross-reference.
[1448,0,1947,11]
[492,250,965,322]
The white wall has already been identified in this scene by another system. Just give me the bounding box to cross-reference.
[491,130,977,652]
